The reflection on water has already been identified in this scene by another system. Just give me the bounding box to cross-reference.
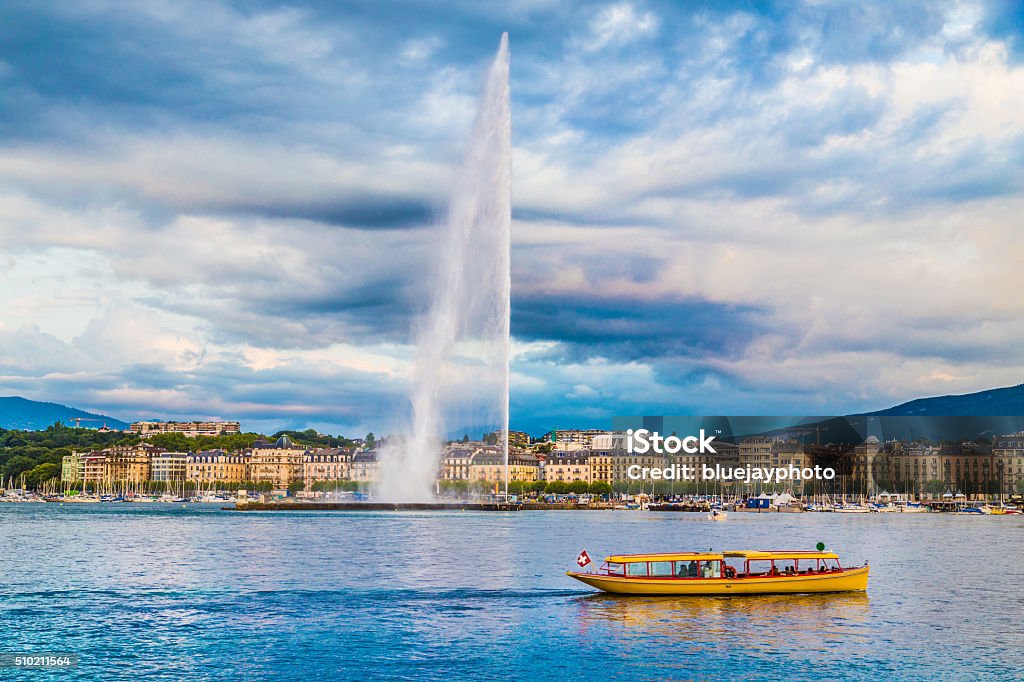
[1,505,1022,681]
[575,592,871,649]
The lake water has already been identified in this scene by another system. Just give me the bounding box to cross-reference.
[1,504,1022,680]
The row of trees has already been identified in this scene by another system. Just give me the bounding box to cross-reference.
[509,480,612,495]
[136,428,357,455]
[1,423,127,483]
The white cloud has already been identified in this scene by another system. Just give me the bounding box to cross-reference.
[400,36,443,63]
[585,3,659,52]
[1,0,1023,433]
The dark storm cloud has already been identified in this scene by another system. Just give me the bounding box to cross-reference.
[224,195,436,229]
[0,2,273,141]
[513,294,766,362]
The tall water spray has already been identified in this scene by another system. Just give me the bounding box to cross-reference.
[378,34,511,501]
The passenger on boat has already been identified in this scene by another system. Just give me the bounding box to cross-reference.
[687,561,698,577]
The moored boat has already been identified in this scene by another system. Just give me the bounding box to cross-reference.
[834,504,874,513]
[567,549,869,595]
[956,505,992,515]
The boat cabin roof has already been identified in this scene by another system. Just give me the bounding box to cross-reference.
[606,552,722,563]
[604,550,841,563]
[723,550,839,560]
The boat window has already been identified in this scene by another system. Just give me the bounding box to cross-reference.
[699,561,721,578]
[649,561,673,577]
[605,562,624,576]
[775,559,797,574]
[748,560,773,576]
[626,562,649,577]
[676,560,700,577]
[724,558,745,577]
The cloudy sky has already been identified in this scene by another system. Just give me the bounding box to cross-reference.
[1,0,1023,436]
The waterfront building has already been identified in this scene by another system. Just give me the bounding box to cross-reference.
[584,441,663,488]
[765,440,814,493]
[250,436,304,489]
[104,445,163,483]
[942,443,994,499]
[61,452,83,482]
[485,430,531,449]
[739,437,776,470]
[130,420,242,438]
[710,440,740,467]
[667,438,740,484]
[81,452,107,483]
[613,452,667,486]
[302,449,352,486]
[589,452,614,487]
[670,449,713,481]
[889,441,941,495]
[350,450,379,483]
[846,436,885,495]
[591,433,627,450]
[771,440,808,467]
[441,448,473,480]
[545,429,607,448]
[470,449,540,483]
[542,453,590,483]
[509,431,531,448]
[187,450,248,484]
[993,432,1024,496]
[509,452,541,482]
[150,452,188,482]
[885,440,999,499]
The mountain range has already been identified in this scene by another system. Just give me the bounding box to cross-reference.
[2,383,1023,433]
[865,382,1024,416]
[0,396,129,431]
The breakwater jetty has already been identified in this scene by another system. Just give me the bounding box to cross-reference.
[230,501,521,512]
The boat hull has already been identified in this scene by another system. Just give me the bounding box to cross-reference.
[566,565,869,595]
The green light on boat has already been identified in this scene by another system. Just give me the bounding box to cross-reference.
[816,542,825,551]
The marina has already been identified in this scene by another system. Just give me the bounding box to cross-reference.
[3,489,1023,516]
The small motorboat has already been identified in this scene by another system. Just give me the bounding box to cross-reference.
[707,509,728,521]
[567,549,869,595]
[834,504,874,513]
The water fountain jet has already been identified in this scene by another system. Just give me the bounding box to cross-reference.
[378,33,511,502]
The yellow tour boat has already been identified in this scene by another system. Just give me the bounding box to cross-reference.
[567,550,868,595]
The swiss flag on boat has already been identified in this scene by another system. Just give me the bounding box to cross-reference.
[577,549,592,568]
